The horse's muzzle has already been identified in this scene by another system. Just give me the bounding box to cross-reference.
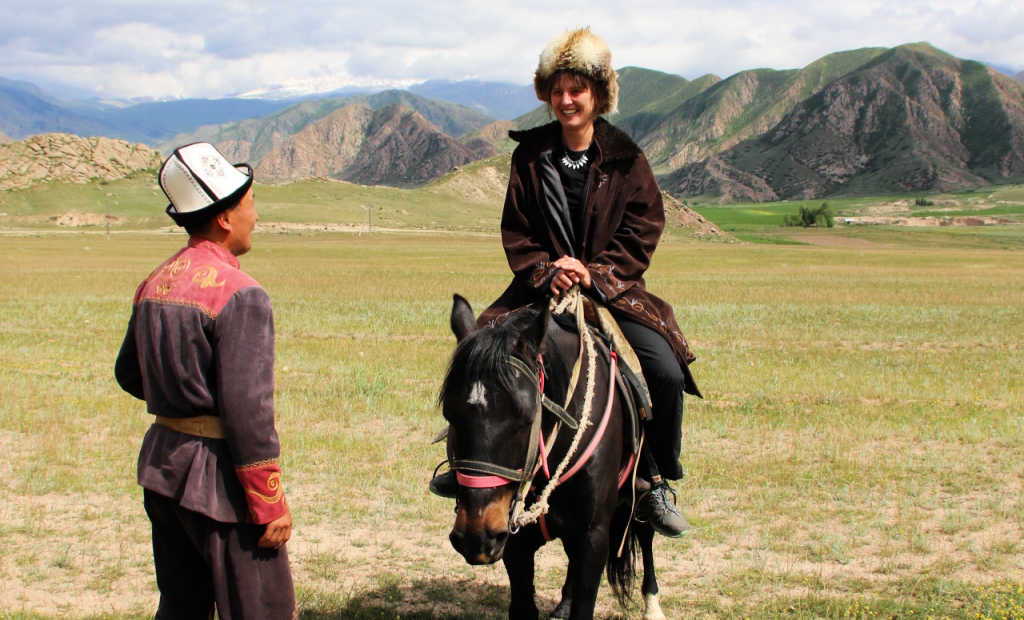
[449,524,509,564]
[449,488,514,564]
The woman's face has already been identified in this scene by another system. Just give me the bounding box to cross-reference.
[549,73,598,132]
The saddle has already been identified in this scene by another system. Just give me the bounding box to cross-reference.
[551,297,652,457]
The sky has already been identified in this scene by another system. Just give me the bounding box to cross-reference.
[3,0,1022,101]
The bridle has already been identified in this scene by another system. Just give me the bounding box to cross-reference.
[453,342,626,533]
[451,353,578,490]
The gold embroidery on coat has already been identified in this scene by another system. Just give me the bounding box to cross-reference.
[246,471,284,504]
[192,265,226,289]
[154,256,191,296]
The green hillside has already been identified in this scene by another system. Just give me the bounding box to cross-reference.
[614,68,720,139]
[0,157,511,233]
[512,66,721,137]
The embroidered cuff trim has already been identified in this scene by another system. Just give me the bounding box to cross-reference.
[236,462,287,524]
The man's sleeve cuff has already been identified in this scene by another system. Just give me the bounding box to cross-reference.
[236,460,288,524]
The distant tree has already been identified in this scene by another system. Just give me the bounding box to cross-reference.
[915,197,935,206]
[784,202,834,227]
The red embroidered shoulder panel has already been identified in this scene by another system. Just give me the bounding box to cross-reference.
[135,240,258,317]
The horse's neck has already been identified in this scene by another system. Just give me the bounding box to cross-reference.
[542,321,583,399]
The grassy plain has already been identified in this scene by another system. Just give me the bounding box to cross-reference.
[0,155,511,233]
[1,221,1022,617]
[691,185,1024,247]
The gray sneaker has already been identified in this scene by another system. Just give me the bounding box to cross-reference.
[637,483,689,537]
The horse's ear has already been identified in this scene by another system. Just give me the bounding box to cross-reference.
[522,303,550,353]
[450,294,476,343]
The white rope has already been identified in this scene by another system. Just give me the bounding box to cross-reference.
[512,286,599,529]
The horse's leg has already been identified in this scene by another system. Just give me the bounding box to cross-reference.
[503,530,542,620]
[637,522,666,620]
[560,525,610,620]
[549,539,574,619]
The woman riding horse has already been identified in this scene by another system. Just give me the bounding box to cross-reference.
[433,27,700,537]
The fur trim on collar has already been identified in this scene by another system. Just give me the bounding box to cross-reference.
[534,28,618,115]
[509,118,640,163]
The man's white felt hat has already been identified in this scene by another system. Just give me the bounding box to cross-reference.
[158,142,253,227]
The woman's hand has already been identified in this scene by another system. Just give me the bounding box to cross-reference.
[550,256,592,295]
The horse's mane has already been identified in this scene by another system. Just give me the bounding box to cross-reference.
[439,305,543,409]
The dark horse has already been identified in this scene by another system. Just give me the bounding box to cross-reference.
[440,294,665,620]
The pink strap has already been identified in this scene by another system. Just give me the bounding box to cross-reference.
[557,352,618,484]
[537,354,552,478]
[456,471,517,488]
[538,431,551,479]
[539,514,552,541]
[617,453,636,490]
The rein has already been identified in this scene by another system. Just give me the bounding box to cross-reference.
[511,288,602,530]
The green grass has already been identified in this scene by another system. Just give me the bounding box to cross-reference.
[913,204,1024,218]
[1,227,1022,617]
[689,187,1024,247]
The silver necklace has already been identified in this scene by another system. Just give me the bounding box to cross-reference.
[560,151,589,170]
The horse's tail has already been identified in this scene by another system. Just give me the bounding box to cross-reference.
[606,501,638,605]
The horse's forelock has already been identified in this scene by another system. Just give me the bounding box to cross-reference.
[439,306,543,409]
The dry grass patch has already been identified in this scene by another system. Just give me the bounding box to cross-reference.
[0,232,1022,617]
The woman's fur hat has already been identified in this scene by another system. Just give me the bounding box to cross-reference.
[534,28,618,115]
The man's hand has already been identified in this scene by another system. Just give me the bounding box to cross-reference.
[258,508,292,549]
[550,256,592,295]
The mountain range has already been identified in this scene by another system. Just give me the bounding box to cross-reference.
[661,44,1024,200]
[167,91,499,186]
[3,42,1023,200]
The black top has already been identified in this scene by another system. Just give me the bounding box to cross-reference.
[555,142,597,251]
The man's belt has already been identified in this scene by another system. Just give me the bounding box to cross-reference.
[155,415,224,439]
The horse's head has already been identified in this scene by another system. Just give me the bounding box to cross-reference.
[440,294,549,565]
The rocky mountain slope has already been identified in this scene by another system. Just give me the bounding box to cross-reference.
[254,104,374,181]
[255,103,497,186]
[637,48,888,173]
[162,90,493,166]
[506,44,1024,200]
[0,133,161,191]
[662,43,1024,201]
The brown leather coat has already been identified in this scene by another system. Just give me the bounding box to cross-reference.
[479,118,700,396]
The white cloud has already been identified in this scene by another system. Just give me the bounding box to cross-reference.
[1,0,1022,100]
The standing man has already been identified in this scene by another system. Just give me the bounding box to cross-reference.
[116,142,294,619]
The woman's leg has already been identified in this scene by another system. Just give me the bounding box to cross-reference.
[618,319,689,537]
[617,319,684,480]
